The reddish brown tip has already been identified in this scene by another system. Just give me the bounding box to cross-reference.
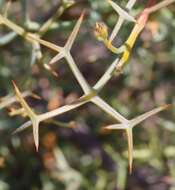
[12,80,19,93]
[12,80,16,88]
[80,10,86,20]
[35,145,39,152]
[129,164,133,174]
[100,126,112,134]
[161,104,172,110]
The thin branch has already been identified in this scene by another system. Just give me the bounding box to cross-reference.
[91,96,128,123]
[1,1,171,172]
[65,52,91,94]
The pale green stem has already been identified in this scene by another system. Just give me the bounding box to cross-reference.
[91,96,128,123]
[93,58,119,91]
[65,52,91,94]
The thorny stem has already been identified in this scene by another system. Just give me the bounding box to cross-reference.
[30,4,71,63]
[0,12,90,94]
[1,7,169,122]
[109,0,137,42]
[14,55,127,132]
[0,0,172,171]
[99,0,175,72]
[0,14,63,51]
[0,14,26,35]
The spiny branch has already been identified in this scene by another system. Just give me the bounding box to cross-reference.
[0,0,172,173]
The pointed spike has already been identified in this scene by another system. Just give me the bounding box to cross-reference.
[33,120,39,151]
[12,120,32,134]
[108,0,136,22]
[12,80,18,91]
[49,52,64,65]
[126,128,134,174]
[109,17,123,42]
[31,93,41,100]
[64,11,84,50]
[103,123,127,130]
[12,81,35,118]
[44,64,59,77]
[129,104,171,128]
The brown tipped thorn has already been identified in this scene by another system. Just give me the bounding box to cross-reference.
[31,93,42,100]
[44,64,59,77]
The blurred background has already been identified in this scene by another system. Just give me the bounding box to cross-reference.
[0,0,174,189]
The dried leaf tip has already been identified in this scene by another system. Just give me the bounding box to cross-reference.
[31,93,41,100]
[94,22,108,42]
